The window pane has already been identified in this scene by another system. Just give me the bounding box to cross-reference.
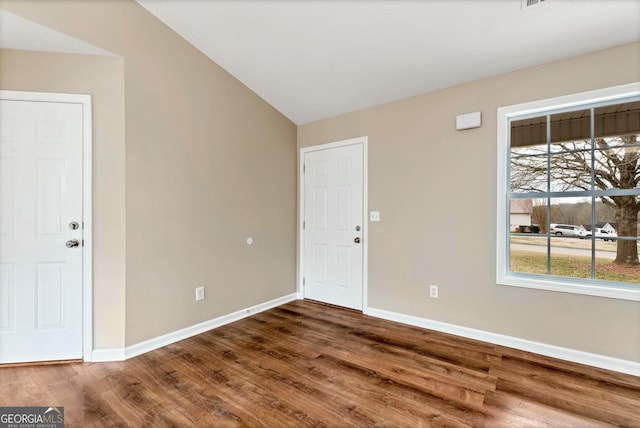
[510,240,548,275]
[596,201,639,275]
[608,203,640,240]
[549,198,592,279]
[595,240,640,284]
[509,198,547,275]
[594,197,620,236]
[510,152,547,193]
[550,109,591,147]
[549,149,592,192]
[549,233,592,279]
[510,116,548,193]
[511,116,547,148]
[594,101,640,139]
[594,134,640,191]
[549,139,591,154]
[548,110,593,192]
[550,244,592,279]
[550,197,591,231]
[530,198,550,234]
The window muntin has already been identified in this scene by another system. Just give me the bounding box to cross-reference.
[499,84,640,301]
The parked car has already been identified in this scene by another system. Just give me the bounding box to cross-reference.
[586,228,618,242]
[550,224,588,238]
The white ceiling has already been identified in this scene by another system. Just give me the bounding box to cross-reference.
[2,2,638,124]
[135,0,640,124]
[0,9,113,57]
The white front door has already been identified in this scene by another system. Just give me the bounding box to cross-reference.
[302,139,365,310]
[0,98,84,363]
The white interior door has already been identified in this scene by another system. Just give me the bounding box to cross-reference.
[302,141,364,310]
[0,98,84,363]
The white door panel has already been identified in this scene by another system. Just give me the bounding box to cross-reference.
[303,142,364,310]
[0,99,84,363]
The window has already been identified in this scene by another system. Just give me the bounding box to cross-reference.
[497,83,640,301]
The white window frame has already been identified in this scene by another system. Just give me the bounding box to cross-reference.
[497,82,640,301]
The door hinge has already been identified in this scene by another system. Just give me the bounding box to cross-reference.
[303,220,305,230]
[303,163,306,174]
[303,277,305,286]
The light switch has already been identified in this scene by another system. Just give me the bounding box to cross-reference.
[370,211,380,222]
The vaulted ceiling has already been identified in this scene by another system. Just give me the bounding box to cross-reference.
[134,0,640,124]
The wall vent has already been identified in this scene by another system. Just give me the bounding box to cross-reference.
[521,0,547,11]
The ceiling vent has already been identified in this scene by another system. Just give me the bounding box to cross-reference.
[521,0,547,11]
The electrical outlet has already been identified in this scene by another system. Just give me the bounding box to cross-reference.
[429,284,439,299]
[195,286,205,301]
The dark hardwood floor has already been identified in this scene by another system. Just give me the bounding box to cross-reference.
[1,300,639,427]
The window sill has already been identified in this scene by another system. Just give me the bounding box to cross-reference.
[498,273,640,301]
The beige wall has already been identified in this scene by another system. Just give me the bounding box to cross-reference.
[298,42,640,362]
[0,49,126,350]
[2,0,297,347]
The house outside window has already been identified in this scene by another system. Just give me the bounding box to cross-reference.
[497,83,640,301]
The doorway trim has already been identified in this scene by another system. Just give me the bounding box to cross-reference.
[0,90,93,361]
[298,136,368,311]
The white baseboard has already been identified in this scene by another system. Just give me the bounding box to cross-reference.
[90,348,126,362]
[87,293,297,362]
[124,293,298,360]
[365,306,640,377]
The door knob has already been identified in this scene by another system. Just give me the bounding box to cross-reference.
[354,237,361,244]
[65,239,80,248]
